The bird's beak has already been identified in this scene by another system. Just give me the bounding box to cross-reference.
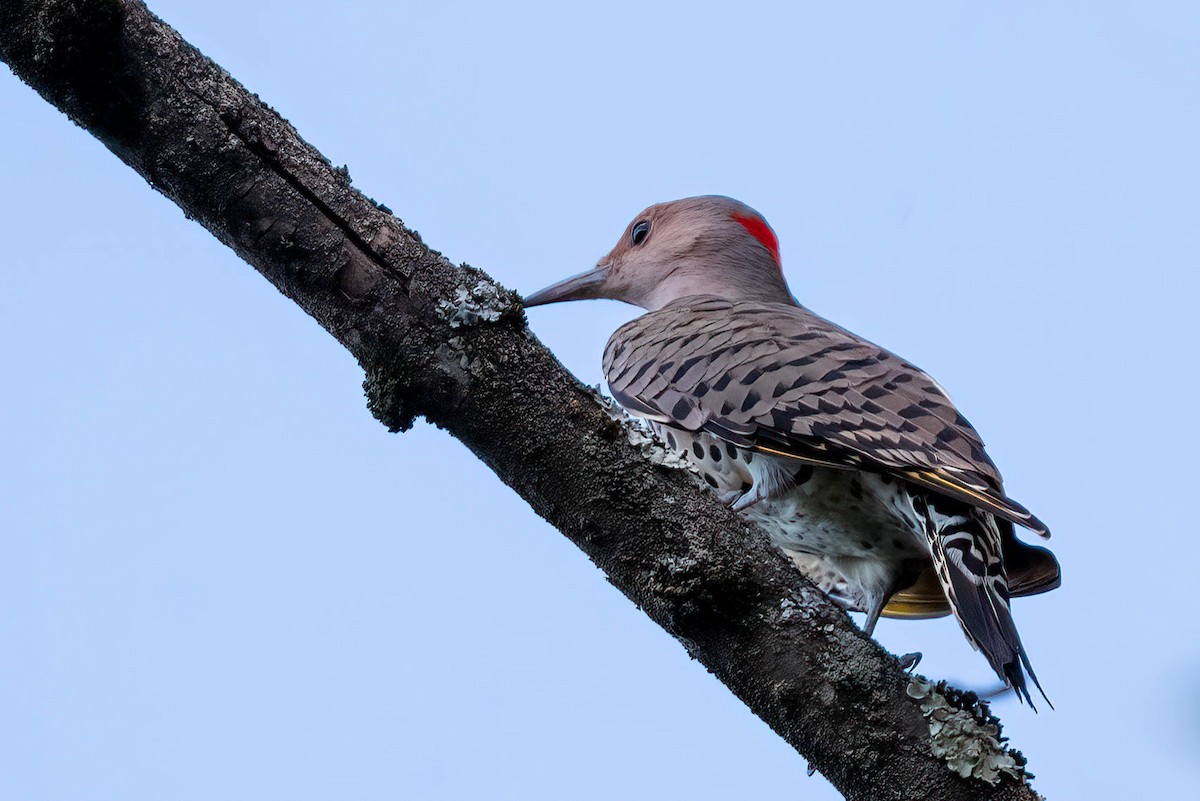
[523,264,610,308]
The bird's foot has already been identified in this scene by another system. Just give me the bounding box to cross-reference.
[897,652,923,672]
[729,487,766,513]
[716,489,742,506]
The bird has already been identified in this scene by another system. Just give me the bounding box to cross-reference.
[523,195,1060,706]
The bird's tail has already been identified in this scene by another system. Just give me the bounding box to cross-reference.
[923,498,1049,709]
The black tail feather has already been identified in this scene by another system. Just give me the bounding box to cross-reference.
[927,501,1051,710]
[1005,632,1052,710]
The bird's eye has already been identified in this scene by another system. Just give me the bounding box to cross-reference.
[631,220,651,246]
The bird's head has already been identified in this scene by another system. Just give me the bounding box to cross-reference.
[524,195,796,311]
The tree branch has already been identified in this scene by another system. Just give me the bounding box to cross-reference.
[0,2,1039,798]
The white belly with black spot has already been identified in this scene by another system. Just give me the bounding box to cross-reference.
[656,424,928,562]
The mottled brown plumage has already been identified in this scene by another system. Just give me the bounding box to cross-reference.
[525,195,1060,705]
[603,297,1047,535]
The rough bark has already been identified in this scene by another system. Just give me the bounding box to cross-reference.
[0,2,1041,799]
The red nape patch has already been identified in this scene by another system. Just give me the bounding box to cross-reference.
[732,213,781,266]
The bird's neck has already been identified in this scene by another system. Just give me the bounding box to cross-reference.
[640,271,798,310]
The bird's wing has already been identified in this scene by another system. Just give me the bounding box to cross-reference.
[603,297,1049,537]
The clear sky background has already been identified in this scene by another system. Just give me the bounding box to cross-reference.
[2,2,1198,799]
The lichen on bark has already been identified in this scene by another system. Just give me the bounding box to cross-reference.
[907,677,1028,785]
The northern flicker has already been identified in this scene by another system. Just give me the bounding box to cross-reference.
[523,195,1060,706]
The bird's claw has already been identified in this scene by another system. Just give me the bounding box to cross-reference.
[897,652,922,672]
[716,489,742,506]
[729,487,765,513]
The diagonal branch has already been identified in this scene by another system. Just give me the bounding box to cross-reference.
[0,2,1039,798]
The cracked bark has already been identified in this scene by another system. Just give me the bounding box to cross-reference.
[0,2,1041,799]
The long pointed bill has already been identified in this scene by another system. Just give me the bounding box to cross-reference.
[523,265,610,307]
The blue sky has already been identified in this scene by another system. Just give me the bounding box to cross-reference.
[2,2,1198,798]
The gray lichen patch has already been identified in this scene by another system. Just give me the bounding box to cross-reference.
[779,595,814,622]
[437,279,518,328]
[906,677,1025,786]
[441,335,491,377]
[595,391,699,475]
